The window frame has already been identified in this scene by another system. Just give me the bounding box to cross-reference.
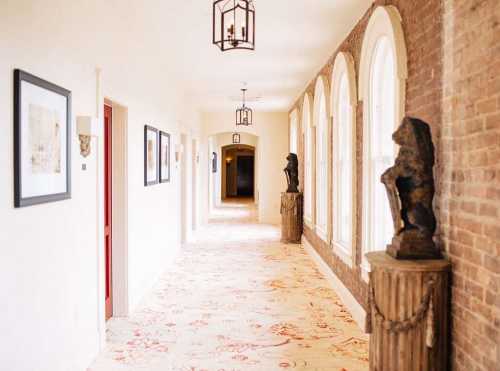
[313,76,330,243]
[359,5,408,281]
[302,93,314,227]
[289,109,298,154]
[330,52,357,268]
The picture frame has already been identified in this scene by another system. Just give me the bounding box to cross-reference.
[14,69,72,208]
[159,131,170,183]
[212,151,217,173]
[144,125,159,186]
[232,132,240,144]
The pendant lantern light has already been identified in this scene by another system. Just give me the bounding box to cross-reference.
[236,88,253,126]
[213,0,255,51]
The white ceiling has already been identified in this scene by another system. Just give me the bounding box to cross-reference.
[4,0,371,113]
[166,0,372,112]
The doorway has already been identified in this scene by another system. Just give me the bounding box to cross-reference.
[221,145,255,199]
[103,98,129,320]
[104,104,113,320]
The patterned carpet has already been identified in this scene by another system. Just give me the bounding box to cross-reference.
[89,199,369,371]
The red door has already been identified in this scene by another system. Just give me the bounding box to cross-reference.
[104,104,113,320]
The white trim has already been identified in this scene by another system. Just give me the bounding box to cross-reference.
[330,52,357,265]
[109,100,129,317]
[313,76,329,242]
[359,5,407,274]
[302,235,366,331]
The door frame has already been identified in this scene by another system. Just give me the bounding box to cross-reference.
[104,98,129,318]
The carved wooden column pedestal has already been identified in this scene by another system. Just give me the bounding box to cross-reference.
[366,252,451,371]
[280,192,303,243]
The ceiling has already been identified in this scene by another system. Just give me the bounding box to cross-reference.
[177,0,371,112]
[4,0,372,113]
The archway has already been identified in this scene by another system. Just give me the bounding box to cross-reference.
[221,144,256,199]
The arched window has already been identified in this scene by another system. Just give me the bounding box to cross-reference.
[314,77,329,241]
[302,94,314,226]
[289,109,298,154]
[359,5,407,280]
[331,52,357,267]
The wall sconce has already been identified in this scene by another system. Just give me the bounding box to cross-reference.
[76,116,98,157]
[175,143,184,162]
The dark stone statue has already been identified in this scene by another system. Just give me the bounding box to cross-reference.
[381,117,440,259]
[284,153,299,193]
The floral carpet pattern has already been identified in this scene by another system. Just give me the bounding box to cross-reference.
[89,200,368,371]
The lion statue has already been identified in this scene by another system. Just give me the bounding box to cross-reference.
[284,153,299,193]
[381,117,438,258]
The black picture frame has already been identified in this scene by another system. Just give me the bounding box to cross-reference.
[144,125,159,186]
[212,151,217,173]
[14,69,72,208]
[159,131,170,183]
[232,133,241,144]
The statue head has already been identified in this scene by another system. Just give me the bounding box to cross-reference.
[393,117,435,167]
[286,153,298,167]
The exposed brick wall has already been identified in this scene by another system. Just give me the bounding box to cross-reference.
[439,1,500,370]
[289,0,499,370]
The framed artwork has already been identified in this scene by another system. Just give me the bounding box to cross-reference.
[212,152,217,173]
[232,132,240,144]
[159,131,170,183]
[144,125,159,186]
[14,69,72,208]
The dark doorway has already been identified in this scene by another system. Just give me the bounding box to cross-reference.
[237,156,254,196]
[221,144,255,199]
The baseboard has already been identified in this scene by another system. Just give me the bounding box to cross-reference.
[302,235,366,331]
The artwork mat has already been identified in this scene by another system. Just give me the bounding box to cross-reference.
[14,69,72,207]
[159,131,170,183]
[144,125,159,186]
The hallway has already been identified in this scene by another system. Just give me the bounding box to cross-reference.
[89,200,368,371]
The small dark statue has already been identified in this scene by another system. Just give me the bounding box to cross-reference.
[284,153,299,193]
[381,117,440,259]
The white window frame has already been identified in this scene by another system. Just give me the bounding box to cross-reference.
[313,76,329,243]
[302,93,314,227]
[331,52,357,268]
[289,109,298,154]
[359,5,408,281]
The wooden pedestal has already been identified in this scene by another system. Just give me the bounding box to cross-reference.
[365,252,451,371]
[280,192,303,243]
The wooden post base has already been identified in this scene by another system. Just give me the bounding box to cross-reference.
[280,192,303,243]
[365,252,451,371]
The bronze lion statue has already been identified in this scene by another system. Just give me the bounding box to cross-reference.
[381,117,440,259]
[284,153,299,193]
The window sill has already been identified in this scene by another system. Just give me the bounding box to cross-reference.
[360,260,371,283]
[332,241,354,268]
[315,225,329,243]
[304,216,313,229]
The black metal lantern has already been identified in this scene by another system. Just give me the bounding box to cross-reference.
[236,88,253,126]
[213,0,255,51]
[232,133,241,144]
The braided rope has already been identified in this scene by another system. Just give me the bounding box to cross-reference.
[369,276,435,334]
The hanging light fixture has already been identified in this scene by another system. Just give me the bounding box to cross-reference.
[213,0,255,51]
[236,88,253,126]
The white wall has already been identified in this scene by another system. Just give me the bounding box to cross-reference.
[200,112,288,224]
[0,2,200,370]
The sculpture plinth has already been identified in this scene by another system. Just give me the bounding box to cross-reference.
[387,233,441,260]
[280,192,303,243]
[366,252,450,371]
